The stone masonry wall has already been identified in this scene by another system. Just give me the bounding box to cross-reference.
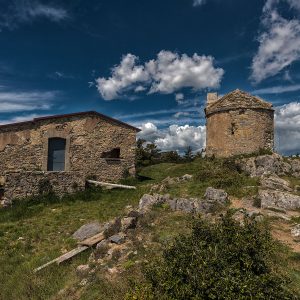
[4,171,86,200]
[206,108,274,157]
[0,113,137,202]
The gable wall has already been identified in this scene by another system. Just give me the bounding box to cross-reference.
[0,114,137,202]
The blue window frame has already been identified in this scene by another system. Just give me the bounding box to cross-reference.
[47,138,66,171]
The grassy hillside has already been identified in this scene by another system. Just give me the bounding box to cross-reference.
[0,158,299,299]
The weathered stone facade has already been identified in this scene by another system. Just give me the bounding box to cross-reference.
[205,89,274,157]
[0,111,139,203]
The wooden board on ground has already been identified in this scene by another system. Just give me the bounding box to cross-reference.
[87,179,136,190]
[34,245,89,272]
[78,232,105,247]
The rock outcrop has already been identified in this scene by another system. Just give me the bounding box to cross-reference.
[258,190,300,210]
[237,154,300,178]
[260,175,292,192]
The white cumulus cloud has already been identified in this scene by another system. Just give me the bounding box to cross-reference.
[138,122,206,153]
[275,101,300,154]
[155,124,206,153]
[251,0,300,83]
[96,51,224,100]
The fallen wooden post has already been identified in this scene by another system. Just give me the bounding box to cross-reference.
[34,245,89,273]
[87,180,136,190]
[78,232,105,247]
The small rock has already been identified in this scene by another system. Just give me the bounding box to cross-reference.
[109,233,126,245]
[204,187,228,204]
[72,222,102,242]
[107,267,119,275]
[179,174,193,181]
[103,218,121,238]
[79,279,88,286]
[76,265,90,277]
[291,224,300,239]
[94,239,110,259]
[121,217,137,231]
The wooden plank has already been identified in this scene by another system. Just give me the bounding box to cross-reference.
[87,180,136,190]
[78,232,105,247]
[34,245,89,272]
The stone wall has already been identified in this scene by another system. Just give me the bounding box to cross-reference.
[206,108,274,157]
[0,113,138,202]
[4,171,86,200]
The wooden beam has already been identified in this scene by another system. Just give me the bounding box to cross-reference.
[78,232,105,247]
[87,180,136,190]
[34,245,89,273]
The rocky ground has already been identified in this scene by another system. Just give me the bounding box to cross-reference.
[53,154,300,299]
[1,154,300,300]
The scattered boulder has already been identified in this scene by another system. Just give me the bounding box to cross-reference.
[291,224,300,240]
[121,217,137,232]
[103,218,122,238]
[95,240,110,259]
[150,174,193,193]
[138,194,170,213]
[260,175,292,192]
[72,222,103,241]
[109,233,126,245]
[258,189,300,210]
[168,198,202,213]
[204,187,228,204]
[76,265,90,278]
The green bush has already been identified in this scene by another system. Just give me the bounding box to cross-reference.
[127,213,297,299]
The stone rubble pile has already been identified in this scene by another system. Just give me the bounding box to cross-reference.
[71,186,229,280]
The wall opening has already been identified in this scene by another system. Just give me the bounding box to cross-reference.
[47,137,66,171]
[101,148,121,159]
[231,122,236,135]
[0,188,4,200]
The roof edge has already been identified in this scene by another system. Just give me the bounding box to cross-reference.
[0,111,141,132]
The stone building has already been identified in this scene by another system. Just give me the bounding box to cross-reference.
[205,89,274,157]
[0,111,140,203]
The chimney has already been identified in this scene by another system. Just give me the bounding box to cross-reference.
[207,93,218,106]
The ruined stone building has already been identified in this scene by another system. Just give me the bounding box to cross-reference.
[205,89,274,157]
[0,111,140,203]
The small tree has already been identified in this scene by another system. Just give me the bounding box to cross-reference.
[127,212,296,299]
[183,146,193,162]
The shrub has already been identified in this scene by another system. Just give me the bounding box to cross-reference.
[127,213,296,299]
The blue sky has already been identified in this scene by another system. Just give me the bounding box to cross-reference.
[1,0,300,154]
